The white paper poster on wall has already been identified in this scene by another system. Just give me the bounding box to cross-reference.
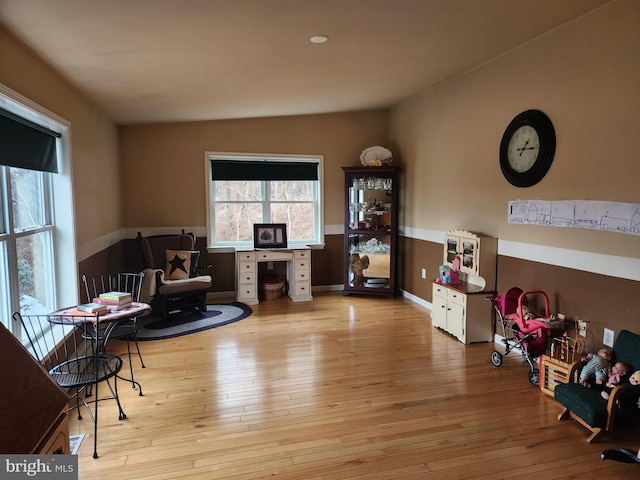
[508,200,640,236]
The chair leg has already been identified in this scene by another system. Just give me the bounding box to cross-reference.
[559,407,604,443]
[132,333,145,368]
[125,337,144,396]
[104,375,127,421]
[93,377,99,459]
[75,388,83,420]
[586,428,603,443]
[123,338,135,387]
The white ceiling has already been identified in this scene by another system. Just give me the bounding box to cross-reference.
[0,0,611,124]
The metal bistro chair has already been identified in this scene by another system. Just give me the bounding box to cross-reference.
[82,272,146,394]
[13,312,126,458]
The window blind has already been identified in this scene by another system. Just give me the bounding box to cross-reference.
[211,159,318,181]
[0,108,61,173]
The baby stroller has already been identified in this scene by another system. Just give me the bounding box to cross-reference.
[487,288,553,386]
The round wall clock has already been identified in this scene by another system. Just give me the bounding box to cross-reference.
[499,109,556,187]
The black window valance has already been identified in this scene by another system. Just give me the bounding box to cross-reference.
[211,159,318,181]
[0,108,61,173]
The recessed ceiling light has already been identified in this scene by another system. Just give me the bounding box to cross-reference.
[310,35,329,44]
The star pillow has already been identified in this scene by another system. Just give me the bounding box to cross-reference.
[165,250,192,280]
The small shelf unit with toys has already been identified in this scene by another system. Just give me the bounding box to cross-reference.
[539,323,585,396]
[540,355,578,396]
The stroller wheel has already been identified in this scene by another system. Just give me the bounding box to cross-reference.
[490,351,503,367]
[529,368,539,386]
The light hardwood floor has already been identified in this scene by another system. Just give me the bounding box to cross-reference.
[70,293,638,479]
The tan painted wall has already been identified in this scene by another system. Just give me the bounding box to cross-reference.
[118,111,388,229]
[3,0,639,329]
[389,0,640,259]
[0,26,121,250]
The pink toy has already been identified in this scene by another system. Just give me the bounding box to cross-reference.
[489,288,555,386]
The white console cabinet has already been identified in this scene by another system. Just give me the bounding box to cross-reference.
[235,248,312,305]
[431,230,496,344]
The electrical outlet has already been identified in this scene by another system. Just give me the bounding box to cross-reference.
[577,320,587,337]
[603,328,615,347]
[421,268,426,279]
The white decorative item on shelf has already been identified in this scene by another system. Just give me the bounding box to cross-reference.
[360,146,393,166]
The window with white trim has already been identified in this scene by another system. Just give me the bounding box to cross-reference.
[205,153,323,248]
[1,86,76,339]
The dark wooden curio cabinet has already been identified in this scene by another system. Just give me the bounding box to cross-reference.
[341,166,399,298]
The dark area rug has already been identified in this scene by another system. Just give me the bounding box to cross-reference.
[134,302,252,340]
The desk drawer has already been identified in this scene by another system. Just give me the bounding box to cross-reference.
[295,259,310,273]
[292,281,311,297]
[294,268,310,282]
[237,284,257,300]
[294,249,310,260]
[237,252,256,262]
[239,261,256,274]
[256,251,293,261]
[238,270,256,285]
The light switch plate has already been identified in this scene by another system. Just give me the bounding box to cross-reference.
[577,321,587,337]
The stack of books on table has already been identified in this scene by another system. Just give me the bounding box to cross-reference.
[93,291,133,311]
[76,302,110,314]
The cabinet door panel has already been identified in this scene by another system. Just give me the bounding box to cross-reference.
[448,301,465,342]
[431,293,447,329]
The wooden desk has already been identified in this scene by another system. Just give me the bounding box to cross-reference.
[235,248,312,305]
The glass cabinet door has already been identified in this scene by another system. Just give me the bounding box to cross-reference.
[461,239,476,272]
[445,236,459,264]
[443,232,480,277]
[347,233,392,289]
[348,176,393,231]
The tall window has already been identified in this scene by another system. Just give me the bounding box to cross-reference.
[0,168,56,317]
[206,153,324,247]
[1,85,75,337]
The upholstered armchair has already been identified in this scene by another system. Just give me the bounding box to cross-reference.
[554,329,640,442]
[137,231,212,318]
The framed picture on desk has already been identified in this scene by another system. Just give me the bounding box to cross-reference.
[253,223,287,249]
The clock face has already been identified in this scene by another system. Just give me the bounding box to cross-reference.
[507,125,540,173]
[499,110,555,188]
